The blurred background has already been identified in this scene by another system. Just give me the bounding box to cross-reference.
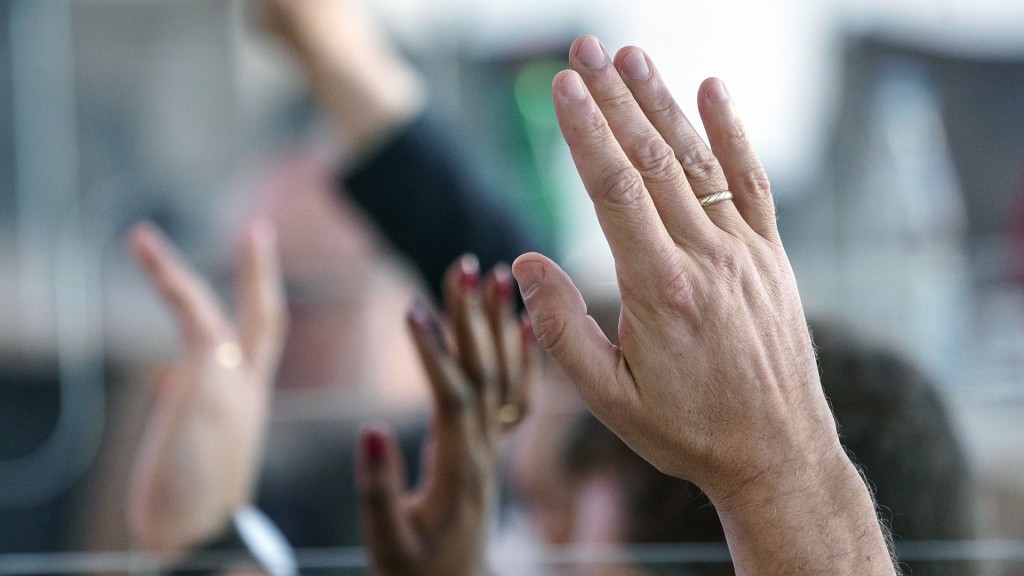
[1,0,1024,573]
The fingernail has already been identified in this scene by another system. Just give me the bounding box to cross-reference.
[495,265,514,305]
[559,72,586,101]
[409,298,448,353]
[364,430,386,467]
[408,297,431,328]
[461,254,480,293]
[706,78,729,103]
[620,50,650,80]
[577,36,606,68]
[511,261,544,298]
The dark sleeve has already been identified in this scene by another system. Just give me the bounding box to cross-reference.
[340,114,542,303]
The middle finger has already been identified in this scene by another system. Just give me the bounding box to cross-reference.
[611,45,749,237]
[570,35,718,249]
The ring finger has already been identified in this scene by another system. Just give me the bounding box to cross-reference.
[569,35,719,249]
[612,46,748,237]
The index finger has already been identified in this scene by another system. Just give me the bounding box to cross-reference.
[129,222,227,343]
[407,300,500,513]
[552,69,680,281]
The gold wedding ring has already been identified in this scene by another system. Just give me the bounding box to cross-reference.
[697,190,733,207]
[215,341,243,369]
[498,404,521,426]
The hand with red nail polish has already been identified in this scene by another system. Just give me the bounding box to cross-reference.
[126,221,288,560]
[356,255,538,576]
[512,35,897,575]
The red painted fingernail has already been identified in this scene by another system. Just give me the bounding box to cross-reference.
[365,430,386,466]
[408,298,448,353]
[495,265,514,305]
[461,254,480,293]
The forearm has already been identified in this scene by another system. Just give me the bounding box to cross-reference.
[712,449,897,576]
[284,3,426,156]
[302,48,425,156]
[269,1,541,300]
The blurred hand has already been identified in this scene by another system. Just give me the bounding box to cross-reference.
[127,221,287,559]
[513,35,895,574]
[357,256,536,576]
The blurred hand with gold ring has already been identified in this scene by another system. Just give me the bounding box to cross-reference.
[126,219,288,560]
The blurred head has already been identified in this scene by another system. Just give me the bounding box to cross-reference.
[811,320,978,576]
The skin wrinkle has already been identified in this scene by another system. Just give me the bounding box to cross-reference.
[597,163,649,208]
[632,140,686,192]
[680,146,725,184]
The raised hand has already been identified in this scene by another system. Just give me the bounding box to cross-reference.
[357,256,536,576]
[512,36,896,574]
[127,221,287,559]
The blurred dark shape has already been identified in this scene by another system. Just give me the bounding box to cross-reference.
[818,34,1024,270]
[257,419,426,551]
[0,357,68,554]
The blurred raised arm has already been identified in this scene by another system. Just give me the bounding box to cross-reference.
[262,0,542,302]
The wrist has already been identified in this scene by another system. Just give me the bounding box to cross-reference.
[707,443,856,517]
[708,448,896,574]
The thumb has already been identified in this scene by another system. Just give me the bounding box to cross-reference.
[356,428,416,573]
[511,253,626,410]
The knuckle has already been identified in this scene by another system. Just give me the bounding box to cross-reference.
[715,252,742,284]
[647,89,680,121]
[577,108,610,142]
[724,121,749,145]
[596,84,639,112]
[630,139,679,182]
[677,145,722,185]
[532,312,571,354]
[739,165,774,202]
[703,242,743,283]
[597,163,646,206]
[655,271,696,312]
